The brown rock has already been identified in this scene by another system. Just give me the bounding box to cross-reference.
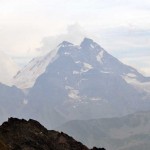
[0,118,105,150]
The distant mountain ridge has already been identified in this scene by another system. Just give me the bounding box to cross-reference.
[0,83,24,123]
[57,111,150,150]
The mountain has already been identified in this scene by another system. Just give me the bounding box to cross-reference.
[13,37,150,128]
[11,38,150,128]
[0,51,19,86]
[0,117,105,150]
[0,83,24,123]
[57,111,150,150]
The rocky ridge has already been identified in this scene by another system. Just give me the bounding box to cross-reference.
[0,118,105,150]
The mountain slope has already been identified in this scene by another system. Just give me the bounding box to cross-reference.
[0,83,24,123]
[13,49,58,89]
[57,111,150,150]
[0,118,104,150]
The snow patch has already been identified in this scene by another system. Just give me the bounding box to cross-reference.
[96,51,104,64]
[81,63,93,73]
[23,99,28,105]
[127,73,137,78]
[123,76,150,93]
[64,52,70,55]
[123,75,139,84]
[90,44,95,49]
[101,71,110,74]
[65,86,72,90]
[68,90,80,100]
[58,42,73,48]
[73,105,76,108]
[13,48,59,89]
[75,61,81,64]
[73,71,80,75]
[65,86,80,100]
[123,73,138,84]
[91,97,101,101]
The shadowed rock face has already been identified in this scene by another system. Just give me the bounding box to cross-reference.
[0,118,105,150]
[0,140,8,150]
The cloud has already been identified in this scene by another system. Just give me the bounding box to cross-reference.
[0,51,19,85]
[0,0,150,77]
[93,26,150,51]
[0,0,150,57]
[140,68,150,77]
[12,23,150,77]
[93,26,150,76]
[37,24,87,54]
[121,56,150,76]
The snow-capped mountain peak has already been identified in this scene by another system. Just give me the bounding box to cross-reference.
[58,41,73,48]
[80,37,102,50]
[13,38,150,92]
[80,37,94,47]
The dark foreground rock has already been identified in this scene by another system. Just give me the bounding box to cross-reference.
[0,118,105,150]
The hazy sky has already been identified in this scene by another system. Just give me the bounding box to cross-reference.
[0,0,150,76]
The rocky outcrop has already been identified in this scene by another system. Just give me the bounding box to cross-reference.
[0,118,105,150]
[0,140,8,150]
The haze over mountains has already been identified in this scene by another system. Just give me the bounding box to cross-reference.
[13,38,150,125]
[0,52,19,86]
[0,38,150,127]
[0,38,150,149]
[58,111,150,150]
[0,83,24,123]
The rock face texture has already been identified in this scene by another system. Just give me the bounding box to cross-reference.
[0,118,105,150]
